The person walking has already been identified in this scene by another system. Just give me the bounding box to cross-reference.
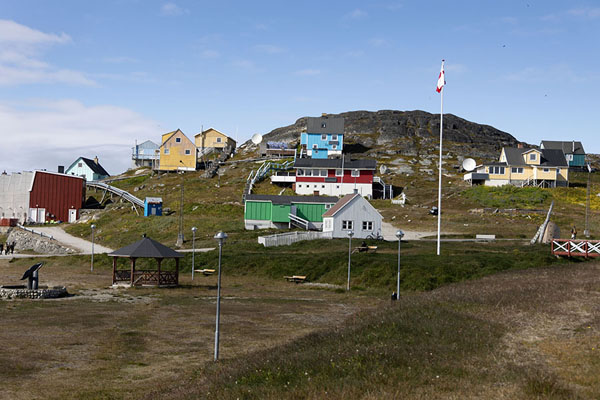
[571,226,577,240]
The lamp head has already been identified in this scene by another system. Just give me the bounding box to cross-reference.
[214,231,228,243]
[91,224,96,230]
[348,231,354,238]
[191,226,197,233]
[395,229,404,239]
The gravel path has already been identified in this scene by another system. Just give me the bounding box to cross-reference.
[33,226,114,254]
[381,221,443,241]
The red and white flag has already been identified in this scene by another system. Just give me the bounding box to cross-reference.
[436,60,445,93]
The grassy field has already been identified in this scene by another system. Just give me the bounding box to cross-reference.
[1,243,598,399]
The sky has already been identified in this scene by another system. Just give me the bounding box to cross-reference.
[0,0,598,174]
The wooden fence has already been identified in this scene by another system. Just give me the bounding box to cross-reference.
[258,231,333,247]
[551,239,600,258]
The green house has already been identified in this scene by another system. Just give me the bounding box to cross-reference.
[244,194,338,230]
[540,140,586,168]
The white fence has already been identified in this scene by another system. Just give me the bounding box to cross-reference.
[258,231,333,247]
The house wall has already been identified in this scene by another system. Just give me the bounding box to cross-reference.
[295,168,374,197]
[65,159,101,181]
[535,167,557,180]
[570,154,585,167]
[329,197,382,239]
[294,203,328,222]
[244,201,272,221]
[29,171,85,222]
[195,129,235,150]
[272,204,291,223]
[302,132,343,158]
[0,172,34,222]
[159,131,196,171]
[523,151,542,165]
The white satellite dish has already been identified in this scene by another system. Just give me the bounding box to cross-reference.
[251,133,263,145]
[379,165,388,174]
[462,158,476,172]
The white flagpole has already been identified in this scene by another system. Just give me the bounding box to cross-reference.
[436,61,444,256]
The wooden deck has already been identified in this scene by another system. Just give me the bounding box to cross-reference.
[551,239,600,258]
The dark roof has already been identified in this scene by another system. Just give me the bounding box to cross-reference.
[502,147,567,167]
[541,140,585,155]
[108,237,183,258]
[245,194,338,205]
[306,116,344,134]
[80,157,110,176]
[294,158,377,170]
[322,193,358,217]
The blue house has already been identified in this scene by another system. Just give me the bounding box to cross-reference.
[132,140,160,169]
[144,197,163,216]
[301,116,344,159]
[540,141,586,168]
[65,156,110,181]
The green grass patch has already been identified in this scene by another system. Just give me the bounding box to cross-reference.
[462,185,550,208]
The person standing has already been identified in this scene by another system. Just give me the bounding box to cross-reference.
[571,226,577,240]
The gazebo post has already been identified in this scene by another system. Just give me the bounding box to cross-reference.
[156,258,162,286]
[112,257,117,285]
[130,257,136,286]
[175,257,180,285]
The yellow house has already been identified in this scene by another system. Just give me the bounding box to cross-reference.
[158,129,197,171]
[194,128,236,155]
[464,146,569,188]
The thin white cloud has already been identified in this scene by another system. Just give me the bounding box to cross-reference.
[369,38,388,47]
[160,3,189,16]
[295,69,321,76]
[200,49,220,59]
[253,44,284,54]
[500,16,518,24]
[0,99,162,174]
[0,20,95,86]
[102,56,139,64]
[504,64,588,84]
[344,50,365,58]
[444,63,467,73]
[344,9,368,20]
[231,59,256,70]
[568,7,600,18]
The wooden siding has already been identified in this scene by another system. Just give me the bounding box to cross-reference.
[159,130,197,171]
[29,172,85,222]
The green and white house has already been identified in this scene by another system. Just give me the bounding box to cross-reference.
[540,140,586,168]
[244,194,338,230]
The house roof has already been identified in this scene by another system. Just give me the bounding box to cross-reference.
[108,236,183,258]
[135,140,159,149]
[294,158,377,170]
[245,194,338,205]
[541,140,585,155]
[66,157,110,176]
[502,147,568,167]
[194,128,236,143]
[322,193,359,217]
[306,116,344,134]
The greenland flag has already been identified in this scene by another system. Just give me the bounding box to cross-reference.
[436,60,445,93]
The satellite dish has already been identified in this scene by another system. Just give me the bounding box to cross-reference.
[251,133,263,145]
[379,165,388,174]
[462,158,476,172]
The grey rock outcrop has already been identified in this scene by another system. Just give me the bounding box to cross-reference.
[6,228,75,255]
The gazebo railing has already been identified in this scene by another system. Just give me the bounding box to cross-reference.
[114,270,178,286]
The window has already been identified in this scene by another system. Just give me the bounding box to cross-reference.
[78,162,82,167]
[336,185,340,189]
[216,137,222,143]
[305,169,312,177]
[321,123,326,128]
[321,134,327,140]
[332,144,338,150]
[362,221,373,231]
[321,185,325,188]
[351,169,360,177]
[176,137,181,143]
[529,153,537,161]
[335,169,343,177]
[297,169,304,176]
[557,168,561,174]
[320,169,327,177]
[313,144,318,149]
[164,148,170,155]
[332,134,338,140]
[325,204,332,209]
[298,184,302,188]
[313,184,317,188]
[185,149,191,155]
[543,168,550,173]
[511,167,523,173]
[566,154,573,161]
[489,166,504,174]
[342,220,353,230]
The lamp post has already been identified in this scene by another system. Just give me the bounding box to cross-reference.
[90,224,96,272]
[191,227,197,280]
[213,231,228,361]
[176,161,185,247]
[347,230,354,291]
[585,163,591,237]
[395,229,404,300]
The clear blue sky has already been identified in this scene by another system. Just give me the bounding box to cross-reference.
[1,0,598,174]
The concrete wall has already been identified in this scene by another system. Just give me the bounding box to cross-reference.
[0,172,34,223]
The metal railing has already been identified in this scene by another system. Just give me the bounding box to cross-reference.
[86,181,144,208]
[552,239,600,257]
[16,224,54,240]
[258,231,333,247]
[288,213,309,230]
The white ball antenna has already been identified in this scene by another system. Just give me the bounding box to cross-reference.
[462,158,476,172]
[379,165,388,174]
[251,133,263,145]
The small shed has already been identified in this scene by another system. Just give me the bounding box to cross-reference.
[108,236,183,287]
[144,197,163,216]
[322,193,383,239]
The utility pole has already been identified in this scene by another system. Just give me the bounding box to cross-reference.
[176,161,185,247]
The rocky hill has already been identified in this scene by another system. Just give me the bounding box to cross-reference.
[243,110,521,165]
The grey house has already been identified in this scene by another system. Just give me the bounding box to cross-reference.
[322,193,383,239]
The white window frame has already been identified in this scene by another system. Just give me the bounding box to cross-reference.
[297,169,304,176]
[164,148,170,155]
[216,137,222,143]
[543,168,550,173]
[342,220,353,230]
[321,134,327,140]
[529,153,537,161]
[335,169,343,177]
[351,169,360,177]
[313,144,318,149]
[176,137,181,143]
[490,166,505,175]
[320,169,327,177]
[332,134,338,141]
[185,149,191,155]
[362,221,373,231]
[511,167,523,174]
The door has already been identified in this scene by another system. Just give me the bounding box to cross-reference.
[29,208,38,223]
[37,208,46,224]
[68,209,77,223]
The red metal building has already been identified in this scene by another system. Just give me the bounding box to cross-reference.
[29,171,86,223]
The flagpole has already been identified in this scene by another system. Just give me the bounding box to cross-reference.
[436,61,444,256]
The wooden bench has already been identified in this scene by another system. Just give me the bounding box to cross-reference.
[284,275,307,283]
[367,246,378,253]
[352,246,378,254]
[194,269,216,276]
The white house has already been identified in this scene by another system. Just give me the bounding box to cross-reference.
[65,156,110,181]
[322,193,383,239]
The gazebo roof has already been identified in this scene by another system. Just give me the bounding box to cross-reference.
[108,237,184,258]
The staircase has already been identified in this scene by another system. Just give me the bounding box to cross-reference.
[242,159,294,201]
[373,176,393,199]
[288,213,309,230]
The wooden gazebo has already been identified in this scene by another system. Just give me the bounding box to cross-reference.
[108,236,184,287]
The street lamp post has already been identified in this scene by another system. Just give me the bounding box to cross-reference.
[176,161,185,247]
[191,227,197,280]
[347,231,354,291]
[90,224,96,272]
[213,231,228,361]
[395,230,404,300]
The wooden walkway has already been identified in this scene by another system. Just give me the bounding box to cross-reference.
[551,239,600,258]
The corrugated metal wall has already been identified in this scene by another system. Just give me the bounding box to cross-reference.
[29,172,85,222]
[295,203,326,222]
[244,201,272,221]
